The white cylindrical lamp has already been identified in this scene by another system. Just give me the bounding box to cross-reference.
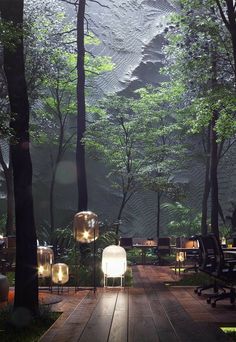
[102,245,127,278]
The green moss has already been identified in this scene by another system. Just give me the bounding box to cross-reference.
[5,272,15,286]
[221,327,236,341]
[169,271,213,286]
[0,305,60,342]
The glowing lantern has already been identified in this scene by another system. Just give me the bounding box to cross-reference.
[176,251,186,262]
[37,246,54,278]
[175,251,186,275]
[52,263,69,285]
[102,245,127,286]
[73,211,99,243]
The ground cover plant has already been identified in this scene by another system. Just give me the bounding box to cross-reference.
[0,304,60,342]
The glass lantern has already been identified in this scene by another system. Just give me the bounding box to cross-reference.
[52,263,69,285]
[102,245,127,281]
[176,251,186,262]
[37,246,54,278]
[73,211,99,243]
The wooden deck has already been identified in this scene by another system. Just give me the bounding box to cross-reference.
[39,266,234,342]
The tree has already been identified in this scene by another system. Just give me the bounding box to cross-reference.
[215,0,236,84]
[85,95,146,240]
[61,0,113,213]
[0,0,38,316]
[163,0,236,237]
[0,20,21,236]
[162,201,201,237]
[76,0,87,212]
[0,0,70,236]
[34,38,112,239]
[34,52,77,238]
[132,85,186,238]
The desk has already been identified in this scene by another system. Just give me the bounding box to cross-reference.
[223,247,236,252]
[223,249,236,257]
[132,244,157,264]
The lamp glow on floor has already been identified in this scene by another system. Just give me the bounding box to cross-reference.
[102,245,127,287]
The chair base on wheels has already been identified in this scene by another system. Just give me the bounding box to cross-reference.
[194,278,225,296]
[206,286,236,307]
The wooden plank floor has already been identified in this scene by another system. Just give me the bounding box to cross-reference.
[40,266,232,342]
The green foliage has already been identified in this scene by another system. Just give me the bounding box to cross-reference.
[169,271,212,286]
[162,201,201,237]
[133,85,187,197]
[221,328,236,341]
[0,214,7,235]
[0,304,60,341]
[85,91,186,212]
[162,0,236,140]
[0,19,22,49]
[85,95,147,206]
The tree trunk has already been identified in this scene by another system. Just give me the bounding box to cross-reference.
[225,0,236,84]
[0,146,15,235]
[115,194,127,244]
[216,0,236,84]
[230,29,236,85]
[49,136,64,240]
[5,161,14,236]
[210,111,219,238]
[49,166,56,241]
[201,126,211,236]
[76,0,87,212]
[156,191,161,239]
[1,0,38,316]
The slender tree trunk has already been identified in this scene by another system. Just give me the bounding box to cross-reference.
[0,146,14,235]
[76,0,88,264]
[201,126,211,236]
[49,134,64,239]
[231,29,236,84]
[49,166,56,239]
[115,193,127,243]
[5,162,14,235]
[1,0,38,316]
[225,0,236,84]
[76,0,87,211]
[216,0,236,84]
[156,191,161,239]
[210,111,219,238]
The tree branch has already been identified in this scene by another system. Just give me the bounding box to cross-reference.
[89,0,109,8]
[52,28,77,36]
[215,0,230,29]
[60,0,77,5]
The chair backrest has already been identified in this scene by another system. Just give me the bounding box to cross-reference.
[119,237,133,248]
[197,235,216,271]
[176,237,188,248]
[132,238,145,245]
[210,234,225,275]
[158,237,171,254]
